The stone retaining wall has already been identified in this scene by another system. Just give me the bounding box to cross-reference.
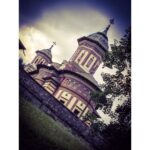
[19,68,105,150]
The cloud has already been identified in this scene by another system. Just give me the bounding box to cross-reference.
[19,7,126,123]
[20,7,121,81]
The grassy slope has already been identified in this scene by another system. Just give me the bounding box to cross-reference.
[19,99,91,150]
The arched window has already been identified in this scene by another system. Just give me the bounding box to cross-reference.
[86,57,94,68]
[40,59,45,64]
[77,52,85,63]
[34,58,39,64]
[34,56,41,64]
[39,59,43,64]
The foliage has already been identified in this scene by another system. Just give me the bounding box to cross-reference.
[102,27,131,122]
[83,112,98,123]
[100,98,131,150]
[102,27,131,99]
[85,28,131,150]
[91,27,131,114]
[101,122,131,150]
[90,120,107,135]
[90,91,106,109]
[116,98,131,128]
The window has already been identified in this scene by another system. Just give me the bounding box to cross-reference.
[73,109,80,116]
[85,120,92,126]
[60,100,65,104]
[86,57,94,67]
[77,52,85,63]
[41,59,45,64]
[93,61,100,71]
[34,58,39,64]
[34,56,41,64]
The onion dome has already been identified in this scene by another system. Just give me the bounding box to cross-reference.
[87,19,114,51]
[78,19,114,52]
[36,42,56,60]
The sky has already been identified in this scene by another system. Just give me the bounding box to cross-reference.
[19,0,131,124]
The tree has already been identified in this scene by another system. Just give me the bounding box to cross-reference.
[90,91,106,109]
[86,28,131,150]
[102,29,131,98]
[101,98,131,150]
[92,27,131,114]
[102,27,131,123]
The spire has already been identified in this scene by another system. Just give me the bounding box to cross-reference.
[38,42,56,59]
[102,18,114,35]
[49,41,56,50]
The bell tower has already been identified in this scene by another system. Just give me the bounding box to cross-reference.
[31,42,56,66]
[70,19,114,75]
[24,42,56,73]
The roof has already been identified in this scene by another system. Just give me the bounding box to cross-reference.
[88,32,108,40]
[69,61,86,73]
[54,61,100,88]
[78,20,114,52]
[77,36,107,53]
[87,32,109,51]
[76,72,100,87]
[51,62,61,70]
[36,43,56,60]
[25,63,37,71]
[59,61,99,87]
[29,64,100,90]
[37,48,52,59]
[43,75,61,84]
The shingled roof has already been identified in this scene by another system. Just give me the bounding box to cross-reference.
[37,48,52,59]
[76,72,100,88]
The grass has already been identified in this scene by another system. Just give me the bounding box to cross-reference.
[19,98,91,150]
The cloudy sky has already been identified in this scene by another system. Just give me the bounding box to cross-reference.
[19,0,131,124]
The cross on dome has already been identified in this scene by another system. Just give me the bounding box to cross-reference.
[36,42,56,60]
[109,18,114,25]
[50,41,56,49]
[102,18,115,35]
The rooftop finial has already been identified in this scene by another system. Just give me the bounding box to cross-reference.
[109,18,114,25]
[103,18,114,35]
[50,42,56,49]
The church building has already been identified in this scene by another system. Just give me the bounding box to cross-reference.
[24,19,114,125]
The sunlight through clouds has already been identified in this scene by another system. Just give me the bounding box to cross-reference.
[19,6,125,123]
[19,7,121,84]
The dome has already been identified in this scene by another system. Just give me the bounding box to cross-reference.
[36,42,56,60]
[87,32,109,51]
[79,19,114,52]
[40,48,52,59]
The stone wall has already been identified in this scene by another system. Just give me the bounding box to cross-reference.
[19,68,105,150]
